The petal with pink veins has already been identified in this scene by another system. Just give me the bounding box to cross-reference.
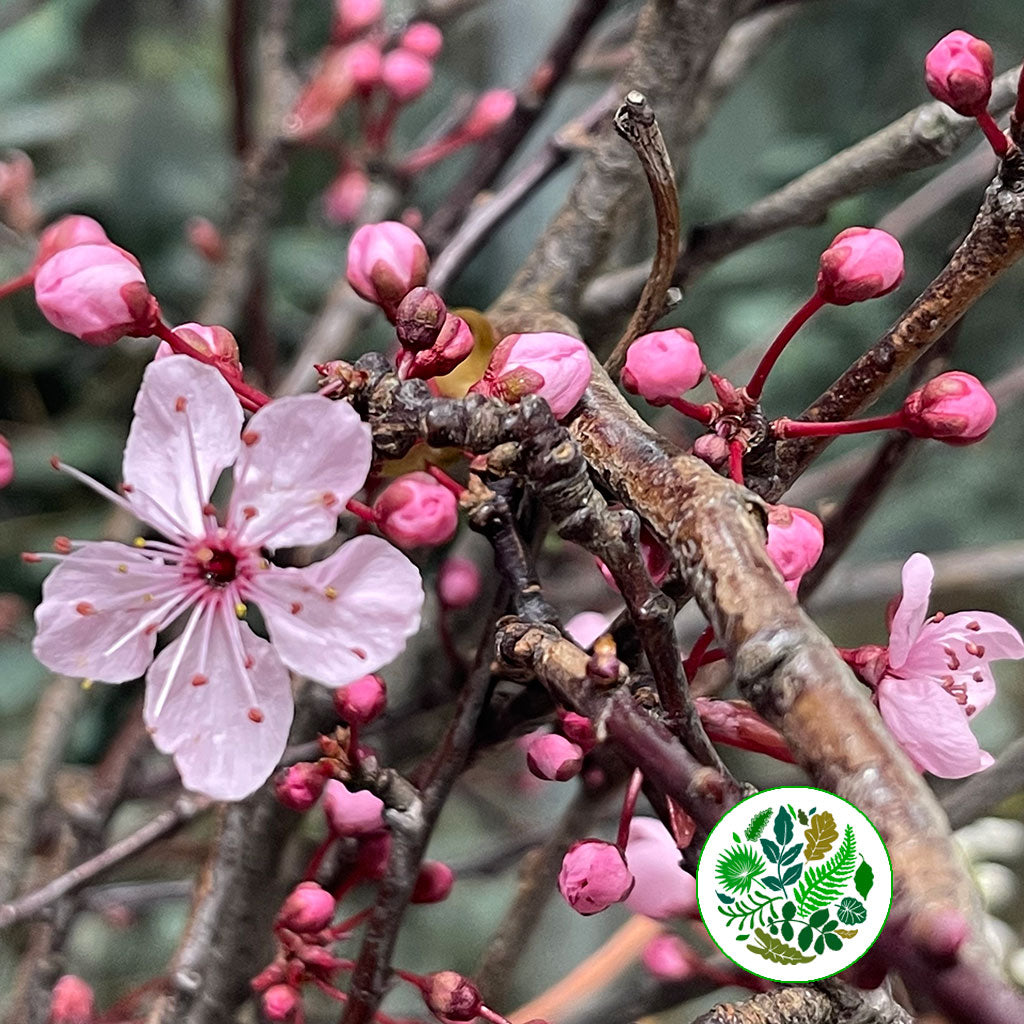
[887,552,933,669]
[918,611,1024,662]
[876,674,993,778]
[33,541,181,681]
[123,357,242,540]
[144,612,293,800]
[230,395,371,550]
[255,536,423,686]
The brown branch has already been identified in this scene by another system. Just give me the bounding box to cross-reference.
[228,0,251,157]
[603,91,680,377]
[690,982,913,1024]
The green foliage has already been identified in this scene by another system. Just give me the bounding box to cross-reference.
[717,890,780,930]
[836,897,867,925]
[746,927,816,965]
[794,826,856,915]
[773,806,794,846]
[744,808,772,841]
[716,844,766,894]
[803,811,839,861]
[854,858,875,900]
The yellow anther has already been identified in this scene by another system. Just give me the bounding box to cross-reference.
[235,602,248,619]
[132,537,146,548]
[81,678,94,690]
[117,563,127,573]
[142,593,154,603]
[324,586,338,600]
[195,546,214,564]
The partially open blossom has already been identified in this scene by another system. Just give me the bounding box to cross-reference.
[849,553,1024,778]
[462,89,516,140]
[412,860,455,903]
[623,817,696,920]
[438,556,480,609]
[323,779,386,835]
[526,732,584,782]
[49,975,94,1024]
[470,332,591,419]
[396,287,447,351]
[156,322,240,374]
[642,934,697,982]
[816,228,904,306]
[373,472,458,548]
[903,371,996,445]
[334,673,387,724]
[401,22,443,60]
[559,710,597,753]
[622,328,705,405]
[275,761,329,811]
[36,215,110,266]
[34,242,159,345]
[332,0,382,43]
[381,49,434,105]
[347,221,429,318]
[765,504,824,593]
[277,881,336,933]
[262,984,302,1022]
[558,839,634,915]
[397,313,474,380]
[324,165,370,225]
[0,435,12,488]
[925,30,994,117]
[30,357,423,800]
[422,971,481,1022]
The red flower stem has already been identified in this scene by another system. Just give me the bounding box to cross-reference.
[331,868,365,902]
[773,410,905,438]
[325,905,372,939]
[745,292,826,401]
[666,396,715,424]
[0,268,34,301]
[425,463,466,497]
[346,498,377,523]
[398,133,468,176]
[976,111,1010,158]
[728,439,745,485]
[682,625,716,682]
[698,648,727,667]
[312,977,350,1004]
[348,721,361,771]
[616,768,644,852]
[151,321,268,411]
[304,834,336,881]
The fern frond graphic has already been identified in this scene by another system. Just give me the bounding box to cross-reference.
[744,808,772,841]
[793,824,856,914]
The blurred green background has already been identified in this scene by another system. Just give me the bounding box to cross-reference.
[2,0,1024,1018]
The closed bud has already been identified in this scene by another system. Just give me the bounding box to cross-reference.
[323,779,386,836]
[334,673,387,724]
[765,504,824,593]
[347,221,429,319]
[902,371,996,445]
[400,22,443,60]
[925,30,994,117]
[691,433,729,469]
[558,839,634,916]
[438,556,481,609]
[462,89,516,140]
[641,934,696,982]
[526,732,584,782]
[397,313,475,380]
[816,227,904,306]
[49,975,94,1024]
[381,49,434,105]
[185,216,224,262]
[35,215,109,266]
[324,166,370,225]
[156,323,241,374]
[262,983,302,1022]
[332,0,382,43]
[276,881,336,933]
[558,710,597,754]
[275,761,328,811]
[396,287,448,350]
[412,860,455,903]
[422,971,482,1022]
[373,472,458,548]
[622,328,705,405]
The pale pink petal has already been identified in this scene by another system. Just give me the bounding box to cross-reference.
[922,611,1024,662]
[623,817,696,920]
[253,536,423,686]
[887,553,934,669]
[144,611,293,800]
[123,356,242,539]
[32,541,183,681]
[876,675,993,778]
[230,395,371,550]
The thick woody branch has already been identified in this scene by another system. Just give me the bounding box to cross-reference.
[690,982,913,1024]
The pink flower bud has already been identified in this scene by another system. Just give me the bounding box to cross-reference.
[381,49,434,105]
[396,286,448,350]
[285,43,380,139]
[401,22,443,60]
[0,435,12,489]
[816,227,904,306]
[462,89,516,140]
[398,314,475,380]
[34,243,159,345]
[765,504,824,593]
[49,975,94,1024]
[373,471,458,548]
[558,839,634,915]
[925,30,994,117]
[157,322,241,373]
[35,215,109,266]
[324,165,370,225]
[276,880,336,933]
[525,732,584,781]
[412,860,455,903]
[332,0,382,43]
[185,216,224,262]
[558,710,597,753]
[323,779,385,836]
[437,556,481,609]
[622,328,705,405]
[346,40,384,93]
[902,371,996,445]
[346,221,429,318]
[275,761,328,811]
[262,984,302,1022]
[623,817,696,920]
[470,332,591,419]
[691,433,730,469]
[422,971,482,1022]
[641,934,696,982]
[334,673,388,724]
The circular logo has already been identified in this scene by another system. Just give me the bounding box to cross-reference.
[696,787,893,983]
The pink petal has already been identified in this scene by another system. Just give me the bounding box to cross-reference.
[254,536,423,686]
[144,611,293,800]
[623,817,696,920]
[32,541,182,681]
[229,395,371,550]
[876,675,992,778]
[923,611,1024,661]
[123,357,242,540]
[887,553,933,669]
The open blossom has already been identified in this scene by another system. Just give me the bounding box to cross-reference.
[30,357,423,800]
[623,817,696,920]
[850,553,1024,778]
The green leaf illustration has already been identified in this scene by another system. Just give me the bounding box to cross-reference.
[780,843,803,866]
[835,928,858,939]
[716,844,766,894]
[808,908,829,928]
[780,920,794,941]
[798,925,813,951]
[797,809,809,825]
[761,876,785,892]
[774,806,794,847]
[836,897,867,925]
[814,934,825,955]
[794,825,856,915]
[781,901,796,920]
[717,890,781,930]
[781,862,804,886]
[745,808,772,841]
[760,838,781,862]
[746,927,815,965]
[824,932,843,951]
[803,811,839,861]
[854,858,875,900]
[717,891,735,905]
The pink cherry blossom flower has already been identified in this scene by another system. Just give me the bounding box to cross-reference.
[334,673,387,724]
[525,732,584,781]
[765,503,824,593]
[30,356,423,800]
[262,984,302,1023]
[868,553,1024,778]
[621,328,705,405]
[437,556,480,609]
[902,371,997,445]
[323,779,386,836]
[275,761,329,811]
[35,214,110,267]
[558,838,634,915]
[925,30,994,117]
[816,227,904,306]
[277,881,336,933]
[623,817,696,920]
[380,49,434,105]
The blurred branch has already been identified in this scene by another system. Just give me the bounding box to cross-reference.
[228,0,251,157]
[691,982,913,1024]
[944,737,1024,830]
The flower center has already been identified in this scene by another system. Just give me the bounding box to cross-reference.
[202,548,238,586]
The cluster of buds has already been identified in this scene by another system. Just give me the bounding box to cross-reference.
[394,287,475,380]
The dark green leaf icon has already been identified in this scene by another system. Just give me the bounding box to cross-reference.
[824,931,843,951]
[854,858,875,900]
[820,918,838,932]
[717,891,735,904]
[746,927,815,965]
[798,925,813,951]
[774,806,794,847]
[780,920,794,941]
[780,843,803,866]
[808,908,829,928]
[736,934,749,941]
[814,934,825,955]
[733,833,741,844]
[744,808,772,841]
[760,838,781,862]
[761,876,785,892]
[782,901,796,920]
[781,863,804,886]
[797,809,808,825]
[836,897,867,925]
